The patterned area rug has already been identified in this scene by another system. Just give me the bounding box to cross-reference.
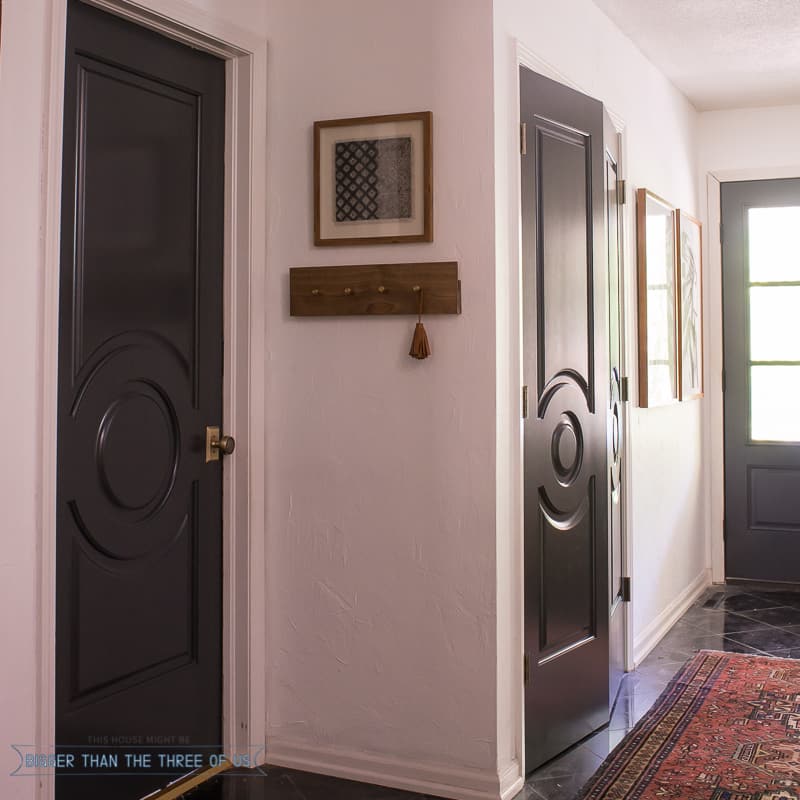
[579,650,800,800]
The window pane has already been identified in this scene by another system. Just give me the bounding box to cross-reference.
[748,207,800,283]
[750,286,800,361]
[751,366,800,442]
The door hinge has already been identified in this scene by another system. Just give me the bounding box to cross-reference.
[719,222,724,244]
[722,369,726,393]
[522,385,529,419]
[520,122,527,156]
[524,652,530,686]
[618,179,626,204]
[620,376,630,403]
[621,577,632,602]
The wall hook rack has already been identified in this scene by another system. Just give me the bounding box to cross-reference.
[289,262,461,317]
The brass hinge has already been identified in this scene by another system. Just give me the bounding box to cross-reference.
[522,385,529,419]
[620,376,630,403]
[520,122,527,156]
[524,652,530,686]
[621,577,631,603]
[618,179,626,204]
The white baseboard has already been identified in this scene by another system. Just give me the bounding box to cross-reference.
[633,569,711,666]
[498,760,525,800]
[266,737,521,800]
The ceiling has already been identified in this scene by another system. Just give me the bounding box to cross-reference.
[591,0,800,111]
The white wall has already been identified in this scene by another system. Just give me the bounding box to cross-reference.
[0,2,266,800]
[261,2,504,795]
[697,104,800,584]
[492,3,707,770]
[699,105,800,176]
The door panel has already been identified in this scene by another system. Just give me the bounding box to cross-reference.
[605,113,626,702]
[722,178,800,583]
[56,3,225,798]
[521,67,610,771]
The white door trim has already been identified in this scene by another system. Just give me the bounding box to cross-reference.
[37,2,268,797]
[704,165,800,585]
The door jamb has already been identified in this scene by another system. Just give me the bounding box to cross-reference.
[509,41,634,779]
[37,3,268,798]
[705,166,800,585]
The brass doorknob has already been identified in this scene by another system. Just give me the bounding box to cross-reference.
[216,435,235,455]
[205,426,236,462]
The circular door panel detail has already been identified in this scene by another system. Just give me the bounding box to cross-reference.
[65,338,190,561]
[551,412,583,487]
[97,388,178,511]
[609,368,622,494]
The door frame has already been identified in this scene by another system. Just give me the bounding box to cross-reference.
[704,166,800,585]
[37,2,268,798]
[504,41,633,778]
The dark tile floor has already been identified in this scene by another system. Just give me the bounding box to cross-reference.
[187,584,800,800]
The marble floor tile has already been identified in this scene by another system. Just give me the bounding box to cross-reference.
[713,592,788,613]
[736,605,800,628]
[726,626,800,654]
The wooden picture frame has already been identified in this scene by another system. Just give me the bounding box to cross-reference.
[636,188,679,407]
[314,111,433,246]
[676,210,704,401]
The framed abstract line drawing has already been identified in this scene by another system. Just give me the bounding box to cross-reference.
[636,188,679,408]
[676,210,704,400]
[314,111,433,246]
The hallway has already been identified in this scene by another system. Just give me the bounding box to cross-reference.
[183,585,800,800]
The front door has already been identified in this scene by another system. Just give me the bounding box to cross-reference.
[721,178,800,583]
[56,2,226,798]
[521,67,610,770]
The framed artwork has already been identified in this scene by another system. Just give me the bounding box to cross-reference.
[636,188,679,407]
[314,111,433,246]
[676,210,704,400]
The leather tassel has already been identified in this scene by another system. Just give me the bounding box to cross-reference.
[409,288,431,360]
[409,322,431,360]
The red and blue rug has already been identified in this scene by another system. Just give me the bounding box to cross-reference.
[580,650,800,799]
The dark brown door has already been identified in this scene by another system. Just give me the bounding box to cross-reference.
[521,67,610,770]
[604,113,627,702]
[722,178,800,583]
[56,2,225,798]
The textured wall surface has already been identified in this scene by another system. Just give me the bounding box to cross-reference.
[262,0,499,775]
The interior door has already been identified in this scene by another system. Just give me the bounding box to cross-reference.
[604,113,627,701]
[56,2,226,798]
[521,67,610,770]
[721,178,800,583]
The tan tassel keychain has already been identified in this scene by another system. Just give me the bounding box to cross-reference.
[409,286,432,360]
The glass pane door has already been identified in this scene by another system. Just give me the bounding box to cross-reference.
[747,206,800,442]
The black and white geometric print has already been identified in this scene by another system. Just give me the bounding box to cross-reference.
[334,136,412,222]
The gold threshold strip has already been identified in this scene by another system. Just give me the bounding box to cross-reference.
[139,758,232,800]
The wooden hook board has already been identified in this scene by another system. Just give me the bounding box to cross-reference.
[290,262,461,317]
